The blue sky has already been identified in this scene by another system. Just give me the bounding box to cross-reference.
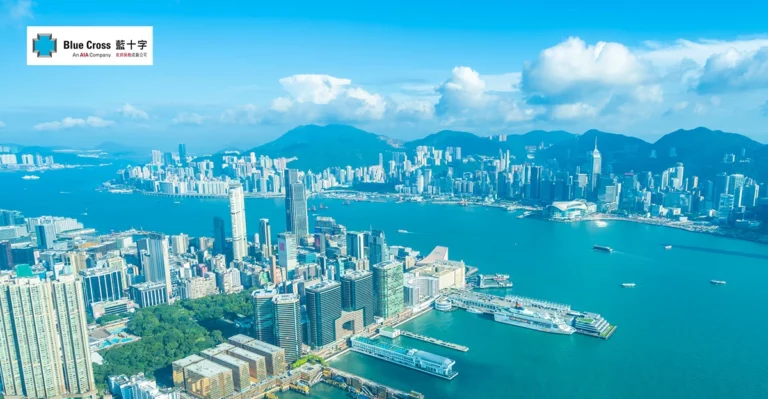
[2,0,768,151]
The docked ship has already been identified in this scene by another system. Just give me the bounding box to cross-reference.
[493,303,575,335]
[593,245,613,253]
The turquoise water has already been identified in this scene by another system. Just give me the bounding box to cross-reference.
[3,168,768,398]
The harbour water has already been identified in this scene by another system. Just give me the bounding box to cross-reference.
[3,167,768,398]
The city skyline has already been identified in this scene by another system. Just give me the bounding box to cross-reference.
[4,1,768,149]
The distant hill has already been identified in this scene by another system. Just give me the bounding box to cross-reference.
[405,130,501,156]
[248,124,396,171]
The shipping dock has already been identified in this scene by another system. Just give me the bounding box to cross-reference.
[468,273,513,289]
[350,336,459,380]
[379,326,469,352]
[442,290,616,339]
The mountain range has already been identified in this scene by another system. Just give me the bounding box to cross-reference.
[230,124,767,182]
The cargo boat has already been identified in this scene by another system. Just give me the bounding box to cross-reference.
[593,245,613,253]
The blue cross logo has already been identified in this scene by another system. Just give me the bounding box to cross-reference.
[32,34,57,58]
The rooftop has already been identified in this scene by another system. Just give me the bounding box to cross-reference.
[173,354,204,368]
[227,347,266,362]
[185,359,231,378]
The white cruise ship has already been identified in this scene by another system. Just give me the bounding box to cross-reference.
[494,303,575,335]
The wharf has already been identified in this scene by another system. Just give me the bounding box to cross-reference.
[323,367,424,399]
[397,330,468,352]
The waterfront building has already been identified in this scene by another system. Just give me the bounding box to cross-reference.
[228,334,286,376]
[143,235,171,296]
[284,169,309,238]
[411,260,466,290]
[341,270,375,327]
[277,232,297,276]
[130,281,169,308]
[0,275,96,398]
[546,200,596,220]
[80,265,126,309]
[259,218,272,257]
[208,353,250,392]
[368,229,389,266]
[213,217,226,256]
[183,359,234,399]
[252,288,278,344]
[350,336,457,380]
[573,313,611,337]
[229,183,248,261]
[372,260,404,318]
[272,294,302,363]
[345,231,365,260]
[305,281,342,348]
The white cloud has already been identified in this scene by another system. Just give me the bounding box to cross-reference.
[483,72,521,93]
[392,99,435,121]
[522,37,652,102]
[549,103,600,120]
[270,74,388,123]
[435,66,489,115]
[33,116,115,131]
[220,104,260,125]
[117,104,149,120]
[172,112,204,125]
[694,47,768,94]
[639,38,768,70]
[6,0,33,20]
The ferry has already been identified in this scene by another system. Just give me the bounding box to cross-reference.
[397,229,409,234]
[621,283,636,288]
[664,245,673,250]
[710,280,726,285]
[467,307,484,314]
[493,303,575,335]
[21,175,40,180]
[593,245,613,253]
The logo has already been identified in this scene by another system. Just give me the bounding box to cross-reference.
[32,34,57,58]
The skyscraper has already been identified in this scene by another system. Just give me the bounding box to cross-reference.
[0,240,12,271]
[252,288,278,344]
[229,182,248,261]
[259,218,272,258]
[277,233,297,276]
[284,169,309,238]
[305,281,342,348]
[589,137,602,195]
[372,260,404,319]
[368,229,389,266]
[346,231,365,260]
[213,216,226,256]
[145,236,171,296]
[0,276,95,398]
[341,270,374,327]
[36,223,56,249]
[80,266,125,309]
[178,143,187,166]
[272,294,302,363]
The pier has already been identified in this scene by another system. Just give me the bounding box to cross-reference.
[323,367,424,399]
[397,330,468,352]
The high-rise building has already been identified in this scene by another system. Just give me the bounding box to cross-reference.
[272,294,302,363]
[170,233,190,255]
[80,266,125,309]
[284,169,309,238]
[213,217,226,256]
[372,260,404,319]
[0,240,12,270]
[259,219,272,258]
[368,229,389,266]
[277,233,297,276]
[305,281,342,348]
[589,137,602,194]
[36,223,56,249]
[178,143,187,166]
[252,288,278,344]
[130,281,169,308]
[345,231,365,260]
[145,236,171,296]
[0,276,95,398]
[229,183,248,261]
[341,270,375,327]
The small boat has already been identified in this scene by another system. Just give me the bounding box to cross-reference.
[621,283,636,288]
[594,220,608,227]
[593,245,613,253]
[664,245,672,250]
[710,280,726,285]
[397,229,409,234]
[467,307,484,314]
[173,201,181,204]
[21,175,40,180]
